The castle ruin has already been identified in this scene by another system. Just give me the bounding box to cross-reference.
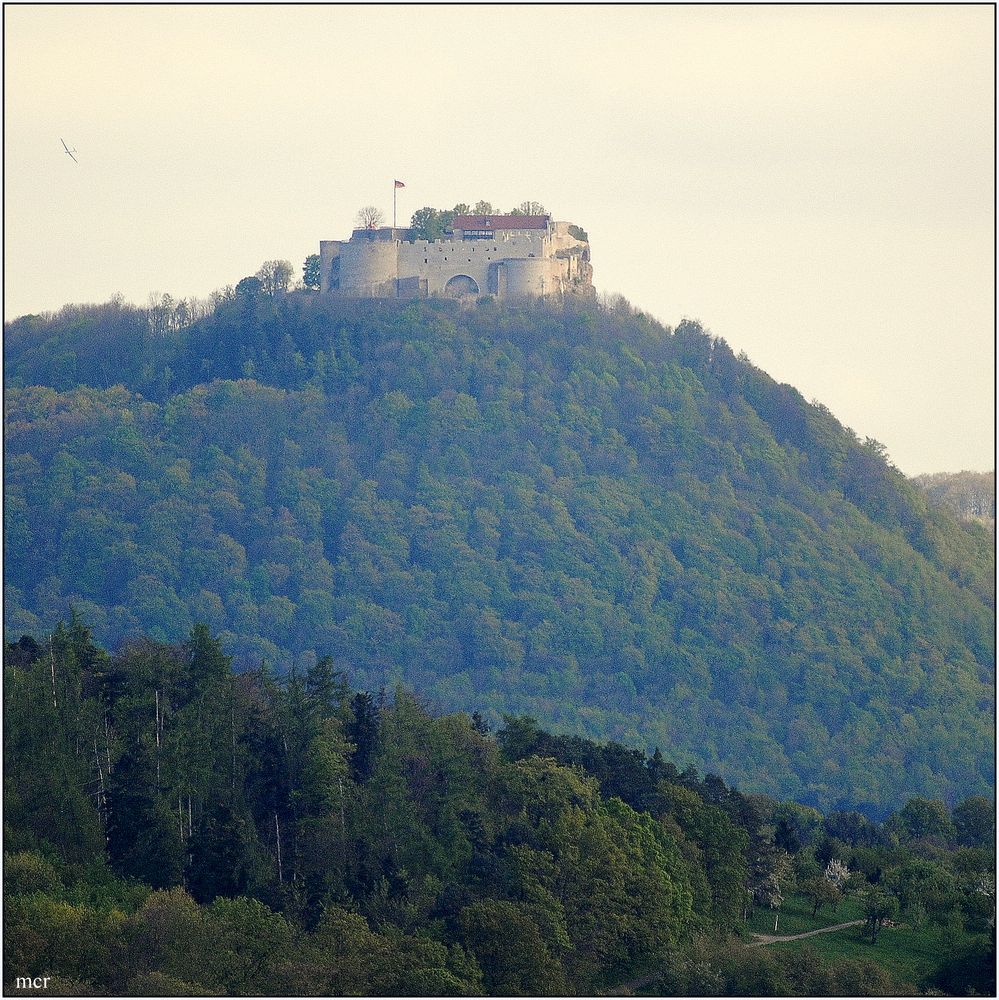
[320,215,593,301]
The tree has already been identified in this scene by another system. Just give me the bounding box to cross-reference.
[235,276,263,297]
[187,622,230,692]
[3,624,105,863]
[106,743,185,888]
[201,896,295,994]
[823,810,878,847]
[255,260,295,296]
[306,905,388,994]
[929,935,996,996]
[457,899,566,995]
[5,852,61,896]
[885,858,958,927]
[347,691,379,782]
[952,796,994,847]
[893,797,955,844]
[755,850,794,933]
[187,801,259,903]
[774,801,824,850]
[472,200,493,215]
[408,207,444,241]
[861,887,898,944]
[355,205,384,229]
[823,859,851,909]
[515,200,546,215]
[801,876,840,917]
[302,254,321,291]
[496,715,543,761]
[127,888,205,982]
[305,655,349,713]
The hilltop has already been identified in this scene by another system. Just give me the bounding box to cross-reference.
[3,290,994,812]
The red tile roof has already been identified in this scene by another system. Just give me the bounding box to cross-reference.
[452,215,550,231]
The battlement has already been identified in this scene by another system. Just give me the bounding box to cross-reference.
[319,215,593,301]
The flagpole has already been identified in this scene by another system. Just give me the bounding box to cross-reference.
[392,180,404,297]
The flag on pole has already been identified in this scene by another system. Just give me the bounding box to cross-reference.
[393,180,405,229]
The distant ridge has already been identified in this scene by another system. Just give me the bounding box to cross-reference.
[913,470,995,531]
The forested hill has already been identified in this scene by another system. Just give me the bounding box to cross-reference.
[5,625,994,996]
[4,291,994,812]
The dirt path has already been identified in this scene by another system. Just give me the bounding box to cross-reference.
[602,919,866,994]
[746,918,864,947]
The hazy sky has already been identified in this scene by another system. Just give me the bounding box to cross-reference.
[5,5,994,474]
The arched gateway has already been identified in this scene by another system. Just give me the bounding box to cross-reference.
[443,274,480,298]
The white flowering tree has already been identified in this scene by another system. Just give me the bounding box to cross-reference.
[824,858,851,889]
[754,850,794,933]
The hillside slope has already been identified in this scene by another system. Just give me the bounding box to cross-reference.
[4,293,994,811]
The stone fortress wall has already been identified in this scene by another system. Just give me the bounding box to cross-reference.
[319,216,593,301]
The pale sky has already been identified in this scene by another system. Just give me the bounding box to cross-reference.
[4,4,994,475]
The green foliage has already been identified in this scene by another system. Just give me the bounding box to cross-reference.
[234,275,262,298]
[458,898,566,994]
[126,888,205,984]
[187,802,258,902]
[201,896,295,993]
[800,876,841,917]
[928,934,996,996]
[951,795,995,847]
[754,891,977,993]
[255,260,294,296]
[302,254,321,291]
[3,297,994,814]
[4,626,717,994]
[408,206,455,241]
[658,935,909,996]
[890,796,956,844]
[4,624,993,996]
[861,887,899,944]
[408,200,549,239]
[5,851,61,896]
[3,620,106,863]
[913,469,995,529]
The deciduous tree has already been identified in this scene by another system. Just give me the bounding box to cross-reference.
[355,205,384,229]
[302,254,321,291]
[861,887,898,944]
[255,260,295,296]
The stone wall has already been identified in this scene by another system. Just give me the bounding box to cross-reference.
[397,231,550,297]
[320,222,593,300]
